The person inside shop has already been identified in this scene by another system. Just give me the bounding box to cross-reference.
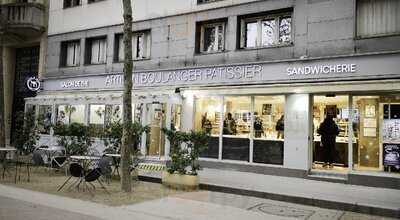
[254,112,264,138]
[317,114,340,168]
[276,115,284,139]
[201,113,213,134]
[223,112,237,135]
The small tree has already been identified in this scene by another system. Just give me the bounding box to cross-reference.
[163,128,208,175]
[14,109,40,155]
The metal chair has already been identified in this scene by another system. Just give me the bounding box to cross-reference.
[85,168,109,194]
[51,156,69,176]
[57,163,83,191]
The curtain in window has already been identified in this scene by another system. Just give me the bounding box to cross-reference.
[66,42,79,66]
[91,39,106,64]
[357,0,400,37]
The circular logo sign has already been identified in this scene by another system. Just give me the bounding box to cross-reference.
[26,77,41,92]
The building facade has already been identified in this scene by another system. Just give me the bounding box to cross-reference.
[27,0,400,189]
[1,0,48,147]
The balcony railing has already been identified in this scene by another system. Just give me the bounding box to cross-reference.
[0,3,45,38]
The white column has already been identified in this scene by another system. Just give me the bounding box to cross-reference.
[249,96,255,163]
[284,94,311,170]
[180,92,194,132]
[218,96,224,160]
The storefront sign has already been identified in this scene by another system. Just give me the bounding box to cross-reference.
[135,65,263,85]
[26,77,41,92]
[41,53,400,91]
[61,80,89,88]
[287,64,356,76]
[383,143,400,166]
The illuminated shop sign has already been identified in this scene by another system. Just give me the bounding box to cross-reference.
[135,65,263,85]
[287,64,356,76]
[61,80,89,88]
[26,77,41,92]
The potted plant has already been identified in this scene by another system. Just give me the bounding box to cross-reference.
[53,122,93,156]
[14,109,40,158]
[161,128,207,190]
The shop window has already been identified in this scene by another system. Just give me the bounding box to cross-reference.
[194,97,221,159]
[85,37,107,65]
[313,95,349,171]
[60,40,80,67]
[197,21,226,53]
[64,0,81,8]
[105,105,122,124]
[240,11,292,49]
[38,105,52,135]
[222,96,251,161]
[89,104,105,137]
[172,105,181,131]
[115,31,151,62]
[56,105,85,125]
[357,0,400,38]
[253,96,285,165]
[353,95,400,173]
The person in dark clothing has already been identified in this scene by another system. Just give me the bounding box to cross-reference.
[317,115,340,168]
[276,115,284,139]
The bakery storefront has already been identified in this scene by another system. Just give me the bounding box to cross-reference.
[26,52,400,188]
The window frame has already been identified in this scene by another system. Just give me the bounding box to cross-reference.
[114,30,151,62]
[60,40,81,68]
[240,12,293,49]
[199,22,226,54]
[85,36,107,65]
[197,0,224,5]
[63,0,81,9]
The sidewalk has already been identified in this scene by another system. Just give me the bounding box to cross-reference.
[140,168,400,218]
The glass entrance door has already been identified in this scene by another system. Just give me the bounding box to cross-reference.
[146,103,166,157]
[312,95,349,172]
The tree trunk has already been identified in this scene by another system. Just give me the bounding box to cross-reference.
[121,0,134,192]
[0,43,5,149]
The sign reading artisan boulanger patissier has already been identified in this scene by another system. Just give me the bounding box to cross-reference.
[42,53,400,91]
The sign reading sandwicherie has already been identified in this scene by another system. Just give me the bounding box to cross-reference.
[287,63,356,76]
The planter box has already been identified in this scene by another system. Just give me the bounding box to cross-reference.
[161,171,199,190]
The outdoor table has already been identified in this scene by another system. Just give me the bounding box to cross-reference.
[58,155,101,193]
[0,148,17,180]
[104,154,121,178]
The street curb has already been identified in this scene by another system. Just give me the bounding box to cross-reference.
[138,175,399,218]
[199,183,400,219]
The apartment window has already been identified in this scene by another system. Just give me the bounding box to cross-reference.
[357,0,400,38]
[197,21,225,53]
[240,12,292,49]
[60,40,80,67]
[115,31,151,62]
[64,0,81,8]
[86,37,107,65]
[88,0,105,3]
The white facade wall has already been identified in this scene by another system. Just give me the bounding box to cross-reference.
[48,0,262,35]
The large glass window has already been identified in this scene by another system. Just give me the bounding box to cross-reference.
[87,37,107,64]
[313,95,349,171]
[38,105,52,134]
[89,104,105,136]
[253,96,285,165]
[222,96,251,161]
[194,97,221,159]
[353,95,400,174]
[116,31,151,62]
[56,105,85,125]
[61,40,80,67]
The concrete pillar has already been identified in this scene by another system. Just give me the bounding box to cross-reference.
[181,92,194,132]
[284,94,311,171]
[3,47,15,147]
[38,35,48,78]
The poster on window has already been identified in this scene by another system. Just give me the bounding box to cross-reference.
[383,143,400,166]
